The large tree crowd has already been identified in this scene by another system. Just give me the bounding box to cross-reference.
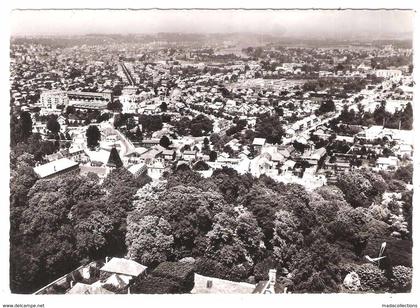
[10,152,151,293]
[125,165,413,293]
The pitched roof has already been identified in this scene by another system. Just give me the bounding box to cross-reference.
[252,281,287,294]
[252,138,266,146]
[100,258,147,277]
[191,274,255,294]
[103,273,130,289]
[33,158,79,178]
[141,148,162,160]
[125,147,148,157]
[66,283,114,295]
[162,149,175,155]
[128,163,146,175]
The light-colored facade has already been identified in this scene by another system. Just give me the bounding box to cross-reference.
[40,90,69,109]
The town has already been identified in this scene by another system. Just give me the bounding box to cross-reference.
[10,31,414,295]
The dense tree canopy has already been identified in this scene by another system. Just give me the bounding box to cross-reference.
[172,114,213,137]
[10,163,150,293]
[46,117,60,134]
[255,113,284,144]
[86,125,101,149]
[159,135,171,148]
[10,111,33,145]
[126,215,174,267]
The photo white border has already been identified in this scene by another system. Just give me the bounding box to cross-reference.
[1,1,419,308]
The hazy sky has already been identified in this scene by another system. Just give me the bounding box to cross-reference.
[11,9,414,37]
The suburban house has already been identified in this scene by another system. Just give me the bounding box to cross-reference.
[182,150,198,162]
[124,147,149,165]
[162,149,176,161]
[252,138,266,155]
[100,257,147,283]
[376,156,400,171]
[301,147,327,166]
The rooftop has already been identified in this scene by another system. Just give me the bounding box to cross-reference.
[100,257,147,277]
[66,282,114,295]
[128,163,147,175]
[252,138,266,146]
[33,158,79,178]
[191,274,255,294]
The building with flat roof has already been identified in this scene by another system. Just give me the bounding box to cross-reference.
[40,90,69,109]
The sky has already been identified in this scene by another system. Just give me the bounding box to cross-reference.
[10,9,414,38]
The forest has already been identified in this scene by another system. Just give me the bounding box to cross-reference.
[10,138,413,293]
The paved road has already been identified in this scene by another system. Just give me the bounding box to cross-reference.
[120,62,135,86]
[100,120,135,157]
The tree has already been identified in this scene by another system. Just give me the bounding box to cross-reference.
[173,117,191,136]
[135,127,143,142]
[209,150,217,162]
[190,115,213,137]
[316,100,336,115]
[390,265,412,292]
[130,276,183,294]
[202,138,210,154]
[66,105,75,114]
[10,155,38,239]
[86,125,101,149]
[19,111,33,141]
[314,185,346,202]
[354,263,388,292]
[134,185,228,257]
[139,115,163,132]
[126,215,174,267]
[336,170,387,208]
[46,117,60,134]
[272,210,304,270]
[74,210,113,258]
[159,135,171,149]
[209,133,221,145]
[11,176,90,293]
[113,114,124,128]
[107,101,122,112]
[255,113,284,144]
[393,164,413,184]
[193,160,210,171]
[106,147,123,168]
[292,236,342,293]
[160,101,168,112]
[152,262,195,293]
[293,141,306,153]
[205,211,252,272]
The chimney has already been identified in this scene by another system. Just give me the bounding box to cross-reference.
[206,280,213,289]
[105,256,109,263]
[268,269,277,287]
[70,280,74,288]
[127,287,130,294]
[268,269,276,282]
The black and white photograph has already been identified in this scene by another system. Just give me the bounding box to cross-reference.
[1,1,419,307]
